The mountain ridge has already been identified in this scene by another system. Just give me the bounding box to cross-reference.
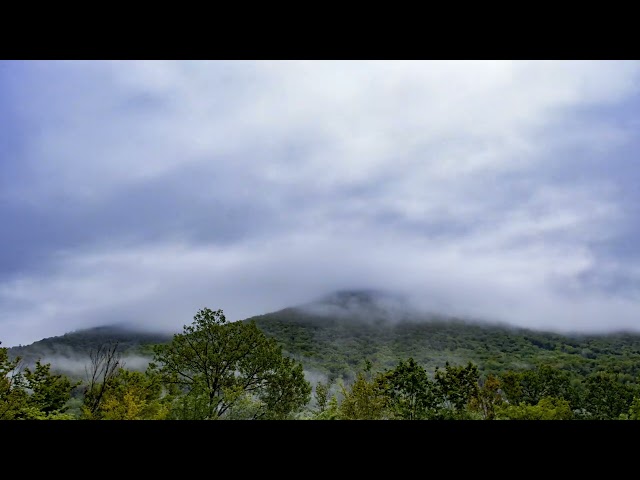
[7,288,640,382]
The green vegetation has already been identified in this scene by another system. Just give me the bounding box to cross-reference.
[5,301,640,420]
[149,308,311,419]
[250,308,640,383]
[1,342,79,419]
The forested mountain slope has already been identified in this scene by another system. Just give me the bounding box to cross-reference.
[8,290,640,384]
[249,290,640,382]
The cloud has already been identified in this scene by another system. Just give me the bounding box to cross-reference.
[1,60,640,346]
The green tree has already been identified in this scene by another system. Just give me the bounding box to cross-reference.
[150,308,311,420]
[22,360,79,418]
[338,361,387,420]
[433,361,480,419]
[0,342,27,420]
[469,374,503,420]
[580,372,637,420]
[623,396,640,420]
[377,358,436,420]
[1,342,78,419]
[305,380,341,420]
[496,396,573,420]
[314,396,340,420]
[98,369,171,420]
[313,380,332,414]
[498,364,574,407]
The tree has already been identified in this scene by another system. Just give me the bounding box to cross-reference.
[0,341,27,420]
[623,396,640,420]
[82,342,123,419]
[496,396,573,420]
[303,379,341,420]
[499,364,573,407]
[433,361,480,419]
[22,360,79,418]
[338,361,387,420]
[313,380,332,414]
[98,369,171,420]
[469,374,503,420]
[377,358,436,420]
[314,396,340,420]
[1,342,78,419]
[149,308,311,420]
[579,372,637,420]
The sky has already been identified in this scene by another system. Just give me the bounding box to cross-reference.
[2,60,640,347]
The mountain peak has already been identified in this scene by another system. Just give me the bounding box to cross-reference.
[296,288,415,322]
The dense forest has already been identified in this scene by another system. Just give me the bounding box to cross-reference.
[4,291,640,420]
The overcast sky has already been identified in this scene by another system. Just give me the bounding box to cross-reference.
[2,60,640,346]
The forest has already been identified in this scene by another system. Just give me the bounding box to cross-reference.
[4,303,640,420]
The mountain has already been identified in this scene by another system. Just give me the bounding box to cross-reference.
[7,324,173,379]
[8,289,640,383]
[247,289,640,381]
[295,289,424,323]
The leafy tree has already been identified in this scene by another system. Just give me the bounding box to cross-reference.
[22,360,79,417]
[251,354,312,420]
[305,380,341,420]
[314,396,340,420]
[498,364,573,406]
[469,374,503,420]
[0,342,27,420]
[313,380,332,414]
[496,396,573,420]
[338,361,387,420]
[95,368,171,420]
[433,361,480,419]
[579,372,637,420]
[1,342,78,419]
[623,396,640,420]
[150,308,311,420]
[498,370,523,405]
[377,358,436,420]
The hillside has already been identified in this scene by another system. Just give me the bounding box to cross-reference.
[249,290,640,382]
[8,289,640,383]
[7,324,172,378]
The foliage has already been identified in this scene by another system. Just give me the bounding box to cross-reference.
[376,357,436,419]
[337,361,387,420]
[433,361,480,419]
[622,396,640,420]
[150,308,311,420]
[1,341,78,419]
[314,396,341,420]
[469,374,503,420]
[250,309,640,384]
[578,372,638,420]
[496,396,573,420]
[23,360,80,416]
[0,342,27,420]
[90,368,171,420]
[10,297,640,420]
[499,364,573,406]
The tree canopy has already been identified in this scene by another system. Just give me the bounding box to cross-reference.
[1,342,78,419]
[149,308,312,419]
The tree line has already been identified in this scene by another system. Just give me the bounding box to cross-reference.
[2,307,640,420]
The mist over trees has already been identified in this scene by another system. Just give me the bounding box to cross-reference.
[5,301,640,420]
[1,341,79,419]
